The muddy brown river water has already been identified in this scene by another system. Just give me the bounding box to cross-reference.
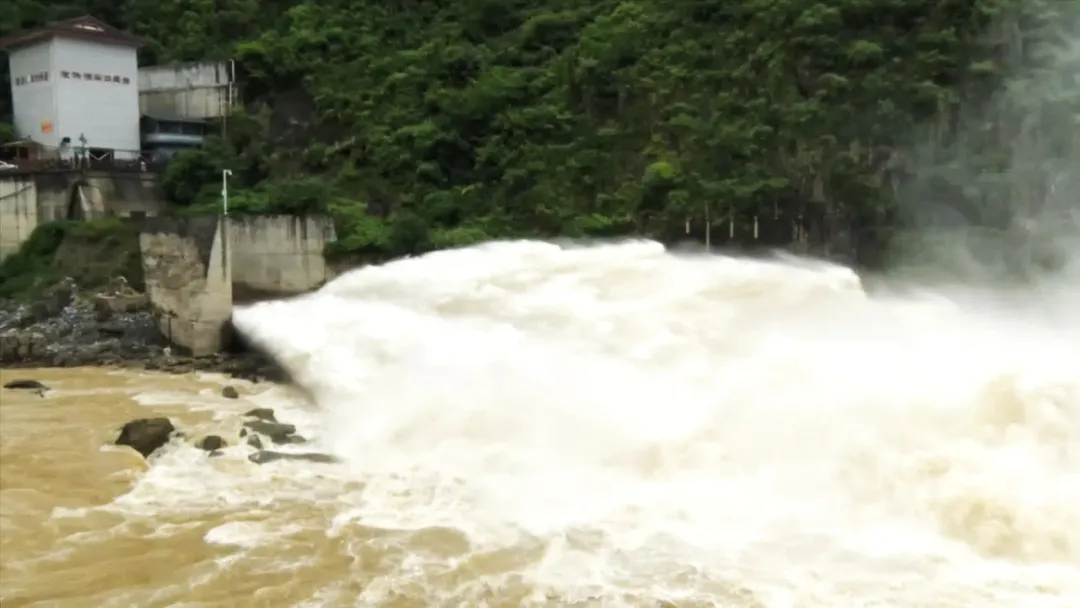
[0,369,430,608]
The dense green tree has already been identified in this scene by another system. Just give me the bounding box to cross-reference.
[2,0,1077,271]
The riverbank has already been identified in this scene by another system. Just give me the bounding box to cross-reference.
[0,278,286,382]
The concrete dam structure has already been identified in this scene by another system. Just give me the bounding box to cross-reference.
[229,215,336,301]
[136,214,337,355]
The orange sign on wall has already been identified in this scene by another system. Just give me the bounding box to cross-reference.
[40,121,53,134]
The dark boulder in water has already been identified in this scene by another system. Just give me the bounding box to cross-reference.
[115,417,176,458]
[248,450,339,465]
[243,407,276,422]
[221,386,240,399]
[242,420,297,444]
[197,435,227,451]
[3,378,48,391]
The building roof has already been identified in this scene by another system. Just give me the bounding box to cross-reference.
[0,16,145,50]
[0,139,46,148]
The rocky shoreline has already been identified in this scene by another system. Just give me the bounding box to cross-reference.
[113,402,340,465]
[3,378,337,465]
[0,277,286,383]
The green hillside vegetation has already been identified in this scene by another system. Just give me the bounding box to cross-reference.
[2,0,1077,270]
[0,219,142,298]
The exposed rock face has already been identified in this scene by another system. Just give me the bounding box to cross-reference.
[1,278,164,368]
[0,332,48,364]
[115,418,176,458]
[0,278,285,382]
[221,386,239,399]
[92,293,148,321]
[28,278,75,322]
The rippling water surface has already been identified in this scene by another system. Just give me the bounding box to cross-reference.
[3,241,1080,607]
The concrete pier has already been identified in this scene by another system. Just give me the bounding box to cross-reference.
[137,215,232,356]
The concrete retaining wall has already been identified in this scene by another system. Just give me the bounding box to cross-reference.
[79,172,166,219]
[0,171,166,261]
[137,215,232,356]
[0,175,38,261]
[228,215,336,301]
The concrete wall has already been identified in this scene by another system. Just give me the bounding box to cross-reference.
[138,61,235,119]
[0,171,166,260]
[228,215,336,300]
[0,175,39,260]
[137,215,232,356]
[79,171,166,218]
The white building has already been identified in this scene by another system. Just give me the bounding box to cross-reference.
[0,16,144,160]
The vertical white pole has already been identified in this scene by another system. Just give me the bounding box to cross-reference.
[222,169,232,216]
[704,201,711,251]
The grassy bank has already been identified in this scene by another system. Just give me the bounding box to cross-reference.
[0,219,143,300]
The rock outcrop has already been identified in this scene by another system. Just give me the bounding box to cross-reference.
[115,417,177,458]
[112,408,335,466]
[0,332,48,364]
[28,278,75,322]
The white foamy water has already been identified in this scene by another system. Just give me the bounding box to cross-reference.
[222,240,1080,606]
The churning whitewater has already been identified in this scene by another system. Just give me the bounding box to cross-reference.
[233,240,1080,606]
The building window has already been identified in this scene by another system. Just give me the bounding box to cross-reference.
[111,74,120,82]
[92,73,102,81]
[104,75,112,82]
[61,70,70,78]
[122,77,130,85]
[83,72,92,80]
[72,72,82,79]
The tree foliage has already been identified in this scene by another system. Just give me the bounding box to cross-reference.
[2,0,1077,268]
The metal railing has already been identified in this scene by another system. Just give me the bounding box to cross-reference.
[0,148,169,173]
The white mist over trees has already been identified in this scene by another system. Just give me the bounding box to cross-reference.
[893,3,1080,283]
